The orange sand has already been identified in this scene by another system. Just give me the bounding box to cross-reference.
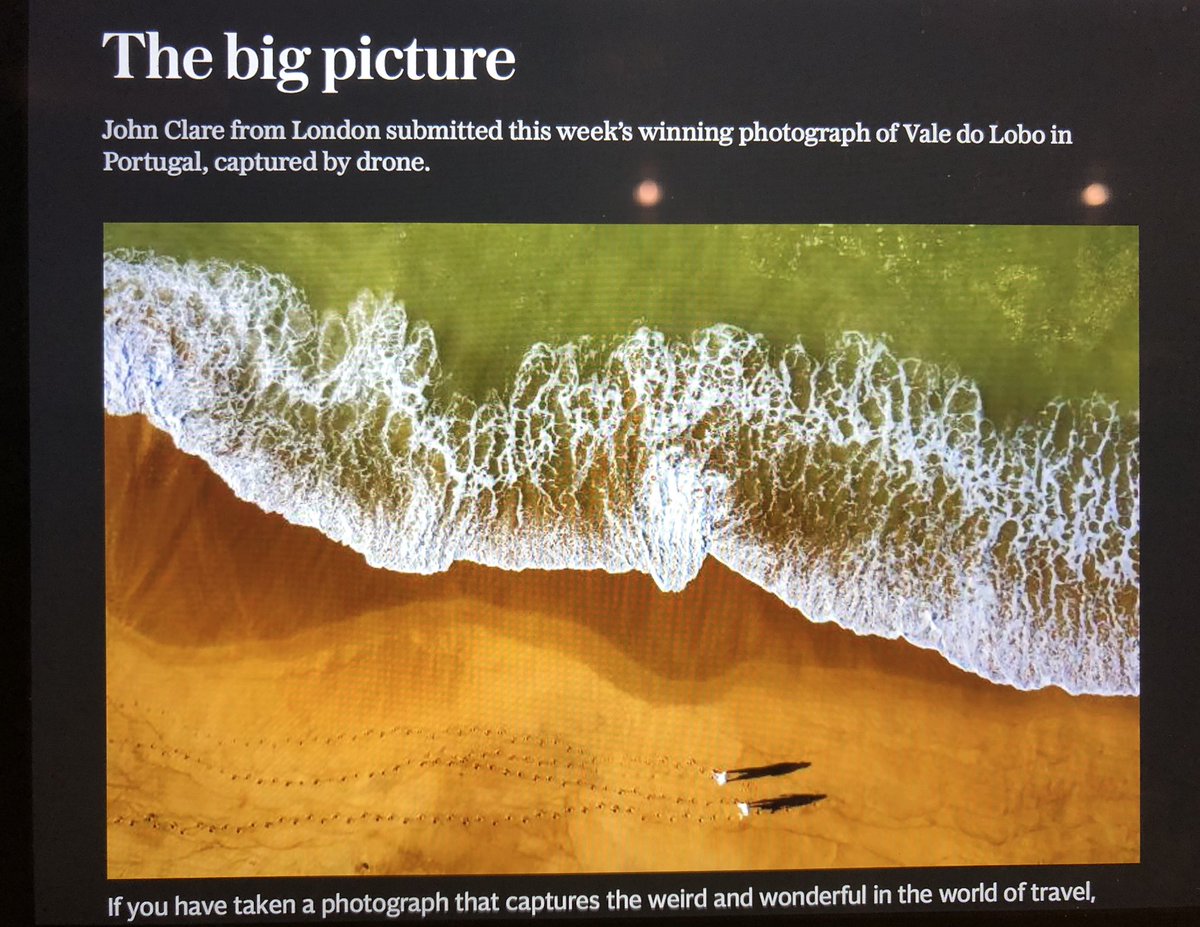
[105,414,1139,878]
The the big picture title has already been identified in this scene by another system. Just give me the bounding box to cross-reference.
[102,31,517,94]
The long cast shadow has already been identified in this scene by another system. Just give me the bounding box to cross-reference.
[749,793,826,814]
[721,761,810,783]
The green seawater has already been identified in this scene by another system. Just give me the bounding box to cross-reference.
[104,223,1138,423]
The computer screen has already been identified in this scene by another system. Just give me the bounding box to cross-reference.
[27,1,1197,924]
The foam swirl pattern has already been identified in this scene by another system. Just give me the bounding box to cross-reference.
[103,252,1140,694]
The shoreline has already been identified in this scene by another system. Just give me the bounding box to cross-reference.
[106,413,1139,876]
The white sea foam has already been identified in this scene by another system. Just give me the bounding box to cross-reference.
[103,251,1140,694]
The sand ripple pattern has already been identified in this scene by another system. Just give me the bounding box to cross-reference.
[103,252,1139,694]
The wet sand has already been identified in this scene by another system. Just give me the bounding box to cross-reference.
[105,413,1139,878]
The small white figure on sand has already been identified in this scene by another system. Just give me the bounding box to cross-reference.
[736,801,751,818]
[712,769,728,786]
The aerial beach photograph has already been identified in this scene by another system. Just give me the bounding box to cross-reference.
[103,223,1139,878]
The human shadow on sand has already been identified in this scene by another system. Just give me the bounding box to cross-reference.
[718,761,810,783]
[748,793,826,814]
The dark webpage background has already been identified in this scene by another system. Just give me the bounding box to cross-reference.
[28,0,1199,923]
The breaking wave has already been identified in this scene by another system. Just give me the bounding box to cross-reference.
[103,251,1140,694]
